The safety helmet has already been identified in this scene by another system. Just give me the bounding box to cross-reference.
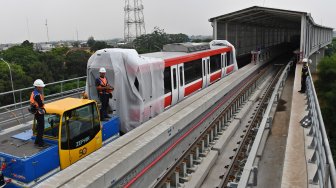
[33,79,45,87]
[302,58,308,63]
[99,67,107,73]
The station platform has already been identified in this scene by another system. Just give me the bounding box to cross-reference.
[280,63,309,187]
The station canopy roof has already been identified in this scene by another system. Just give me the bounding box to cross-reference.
[209,6,332,30]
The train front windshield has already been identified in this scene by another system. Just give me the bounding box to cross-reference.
[61,103,100,150]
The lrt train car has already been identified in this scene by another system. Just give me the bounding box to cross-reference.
[86,40,238,132]
[144,40,238,108]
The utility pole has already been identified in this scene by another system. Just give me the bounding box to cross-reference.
[45,19,50,43]
[124,0,146,43]
[0,58,16,106]
[76,29,79,41]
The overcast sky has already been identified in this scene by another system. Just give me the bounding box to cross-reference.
[0,0,335,44]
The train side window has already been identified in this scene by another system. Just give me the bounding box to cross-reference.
[134,77,139,92]
[164,68,171,94]
[184,59,202,85]
[227,52,232,66]
[173,68,177,89]
[210,54,221,73]
[179,66,183,86]
[61,103,100,150]
[61,115,69,149]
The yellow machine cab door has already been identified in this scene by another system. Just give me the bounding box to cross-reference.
[59,102,102,169]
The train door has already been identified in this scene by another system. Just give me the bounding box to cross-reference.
[202,57,210,88]
[170,65,179,105]
[221,53,227,78]
[178,64,185,101]
[170,64,185,106]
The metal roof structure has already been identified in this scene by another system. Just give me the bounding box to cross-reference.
[209,6,333,58]
[209,6,332,30]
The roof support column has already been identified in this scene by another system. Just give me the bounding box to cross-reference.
[300,15,307,58]
[213,20,218,40]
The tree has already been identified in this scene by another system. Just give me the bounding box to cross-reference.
[39,47,69,81]
[87,36,96,48]
[1,45,39,73]
[0,63,32,105]
[64,50,91,78]
[72,41,80,48]
[90,41,109,52]
[325,39,336,56]
[315,53,336,162]
[21,40,34,48]
[167,33,189,43]
[133,27,190,54]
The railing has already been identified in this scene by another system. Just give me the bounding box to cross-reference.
[0,76,86,130]
[305,68,336,187]
[237,62,336,187]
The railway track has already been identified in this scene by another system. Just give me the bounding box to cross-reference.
[37,60,289,188]
[152,63,287,188]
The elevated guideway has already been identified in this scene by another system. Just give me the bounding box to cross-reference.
[1,6,335,188]
[37,55,272,188]
[38,56,336,188]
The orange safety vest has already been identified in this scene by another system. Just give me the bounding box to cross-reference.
[30,90,44,108]
[98,77,112,94]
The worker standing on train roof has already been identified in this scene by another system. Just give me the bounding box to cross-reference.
[299,58,309,93]
[96,67,114,121]
[29,79,46,148]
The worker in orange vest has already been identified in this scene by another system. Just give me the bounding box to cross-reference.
[299,58,309,93]
[96,67,114,121]
[29,79,46,148]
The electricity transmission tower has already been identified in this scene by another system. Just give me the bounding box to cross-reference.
[124,0,146,43]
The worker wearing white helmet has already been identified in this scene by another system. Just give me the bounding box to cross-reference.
[29,79,46,148]
[299,58,309,93]
[96,67,114,121]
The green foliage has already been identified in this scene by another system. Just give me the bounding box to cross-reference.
[315,50,336,162]
[86,36,111,52]
[0,40,91,106]
[65,50,91,78]
[90,41,109,52]
[1,45,39,72]
[87,36,96,47]
[133,27,190,54]
[21,40,34,48]
[325,39,336,56]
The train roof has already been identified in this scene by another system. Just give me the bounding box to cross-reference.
[45,98,96,115]
[141,43,229,60]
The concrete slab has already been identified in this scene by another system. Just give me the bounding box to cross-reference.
[234,101,253,120]
[183,150,218,188]
[212,119,240,154]
[281,63,308,188]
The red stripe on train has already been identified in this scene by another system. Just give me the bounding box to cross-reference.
[164,47,232,67]
[210,71,221,83]
[226,65,234,74]
[185,80,202,97]
[164,95,172,108]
